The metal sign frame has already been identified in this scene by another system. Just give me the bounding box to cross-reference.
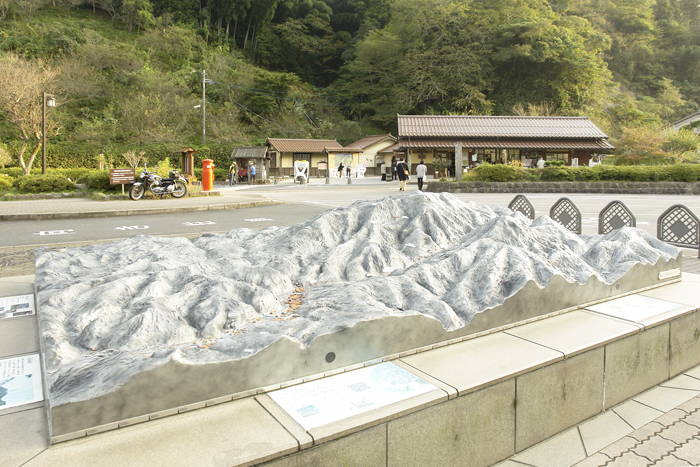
[508,194,535,220]
[598,200,636,235]
[549,197,582,235]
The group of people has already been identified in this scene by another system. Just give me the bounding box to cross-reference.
[228,162,256,186]
[336,162,353,178]
[380,159,428,191]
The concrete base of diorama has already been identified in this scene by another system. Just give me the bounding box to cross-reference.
[47,256,683,440]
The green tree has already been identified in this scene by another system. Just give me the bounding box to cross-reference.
[615,125,668,163]
[665,127,700,162]
[121,0,156,33]
[656,77,685,123]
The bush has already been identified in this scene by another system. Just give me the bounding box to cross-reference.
[11,174,75,193]
[538,167,575,181]
[83,171,112,191]
[465,165,535,182]
[0,173,12,191]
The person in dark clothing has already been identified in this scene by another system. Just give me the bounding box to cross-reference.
[337,162,344,178]
[391,161,397,180]
[396,158,410,191]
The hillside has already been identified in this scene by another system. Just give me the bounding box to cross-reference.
[0,0,698,167]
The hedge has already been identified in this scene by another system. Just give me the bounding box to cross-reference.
[464,164,700,183]
[11,174,76,193]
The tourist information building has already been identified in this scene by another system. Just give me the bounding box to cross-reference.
[397,115,615,175]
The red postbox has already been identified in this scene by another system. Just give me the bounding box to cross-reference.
[202,159,214,191]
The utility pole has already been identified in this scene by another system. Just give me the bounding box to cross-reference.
[201,70,213,145]
[202,70,206,145]
[42,92,56,175]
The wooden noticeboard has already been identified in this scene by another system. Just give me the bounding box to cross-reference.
[109,169,135,185]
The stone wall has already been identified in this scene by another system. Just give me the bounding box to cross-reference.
[427,181,700,195]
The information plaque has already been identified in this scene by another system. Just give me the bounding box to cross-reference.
[269,362,436,430]
[0,294,36,320]
[0,354,44,410]
[586,294,686,322]
[109,168,135,185]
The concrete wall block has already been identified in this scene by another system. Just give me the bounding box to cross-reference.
[670,310,700,377]
[262,425,386,467]
[387,379,515,467]
[515,348,605,452]
[605,324,671,408]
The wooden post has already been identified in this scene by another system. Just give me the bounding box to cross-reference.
[454,142,463,181]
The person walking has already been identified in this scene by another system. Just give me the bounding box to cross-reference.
[416,160,427,191]
[337,162,344,178]
[228,161,237,186]
[396,158,410,191]
[346,164,352,178]
[380,161,387,181]
[249,163,256,184]
[391,160,397,181]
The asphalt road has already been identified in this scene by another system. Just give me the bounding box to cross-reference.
[2,182,699,248]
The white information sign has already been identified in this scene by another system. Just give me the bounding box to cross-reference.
[0,294,36,320]
[0,354,44,410]
[269,362,436,430]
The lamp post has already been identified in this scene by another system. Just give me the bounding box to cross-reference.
[42,92,56,175]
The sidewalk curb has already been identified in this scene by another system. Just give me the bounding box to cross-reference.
[0,199,284,221]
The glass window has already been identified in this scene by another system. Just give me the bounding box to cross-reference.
[294,153,311,162]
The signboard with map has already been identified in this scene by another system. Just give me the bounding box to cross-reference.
[0,354,44,410]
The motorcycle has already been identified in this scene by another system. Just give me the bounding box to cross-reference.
[129,164,188,200]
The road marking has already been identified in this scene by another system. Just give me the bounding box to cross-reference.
[114,225,149,231]
[302,201,342,207]
[244,218,273,222]
[34,230,74,236]
[183,221,217,226]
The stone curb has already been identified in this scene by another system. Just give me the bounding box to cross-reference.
[0,199,283,221]
[427,181,700,195]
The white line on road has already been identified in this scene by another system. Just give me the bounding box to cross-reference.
[33,230,75,236]
[302,201,343,207]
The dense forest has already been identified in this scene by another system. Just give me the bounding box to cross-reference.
[0,0,698,170]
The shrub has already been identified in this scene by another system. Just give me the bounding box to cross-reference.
[538,167,575,181]
[0,173,12,191]
[11,174,75,193]
[465,164,535,182]
[83,171,112,191]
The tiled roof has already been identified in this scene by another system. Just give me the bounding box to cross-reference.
[378,142,401,153]
[344,134,396,150]
[402,140,615,150]
[266,138,344,153]
[230,147,268,159]
[397,115,609,139]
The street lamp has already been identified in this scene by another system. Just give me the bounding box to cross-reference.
[42,92,56,175]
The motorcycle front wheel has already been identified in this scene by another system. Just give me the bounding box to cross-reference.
[171,180,187,198]
[129,184,145,200]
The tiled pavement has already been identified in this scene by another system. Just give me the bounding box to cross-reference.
[496,371,700,467]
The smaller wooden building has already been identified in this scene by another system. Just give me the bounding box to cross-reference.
[342,134,397,175]
[230,147,270,182]
[266,138,362,177]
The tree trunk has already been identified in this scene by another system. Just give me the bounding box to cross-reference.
[218,16,222,38]
[244,15,252,50]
